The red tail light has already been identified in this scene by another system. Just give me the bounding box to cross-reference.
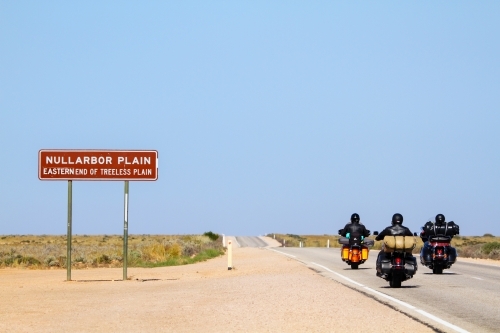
[437,249,443,255]
[395,257,402,265]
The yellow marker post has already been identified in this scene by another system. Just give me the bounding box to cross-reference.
[228,240,233,270]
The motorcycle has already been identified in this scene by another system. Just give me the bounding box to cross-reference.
[337,230,374,269]
[419,235,457,274]
[373,232,418,288]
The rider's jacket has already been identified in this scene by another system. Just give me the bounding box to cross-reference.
[420,221,459,242]
[339,222,370,239]
[375,224,413,241]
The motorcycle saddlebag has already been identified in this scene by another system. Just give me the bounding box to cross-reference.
[341,245,349,260]
[383,236,416,253]
[405,257,417,276]
[380,259,391,274]
[420,246,433,265]
[447,246,457,265]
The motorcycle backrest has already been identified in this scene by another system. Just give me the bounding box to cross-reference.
[338,237,374,247]
[338,237,349,245]
[383,236,416,253]
[363,239,374,247]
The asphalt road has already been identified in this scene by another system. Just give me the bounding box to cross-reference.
[238,237,500,333]
[234,236,270,248]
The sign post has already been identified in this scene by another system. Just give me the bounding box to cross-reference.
[39,150,158,281]
[67,180,72,281]
[123,181,129,280]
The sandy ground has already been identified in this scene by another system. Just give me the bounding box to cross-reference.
[0,237,438,333]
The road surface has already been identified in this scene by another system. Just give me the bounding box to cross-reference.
[238,236,500,333]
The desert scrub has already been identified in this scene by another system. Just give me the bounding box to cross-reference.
[270,233,397,250]
[481,242,500,259]
[0,234,224,269]
[129,235,224,267]
[271,234,342,248]
[453,234,500,259]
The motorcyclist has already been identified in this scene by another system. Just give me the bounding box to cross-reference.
[420,214,459,266]
[338,213,370,245]
[375,213,415,276]
[420,214,460,242]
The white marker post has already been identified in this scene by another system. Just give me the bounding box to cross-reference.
[327,239,330,248]
[227,240,233,270]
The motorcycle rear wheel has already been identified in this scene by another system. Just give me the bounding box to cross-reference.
[389,275,402,288]
[433,266,443,274]
[350,263,359,269]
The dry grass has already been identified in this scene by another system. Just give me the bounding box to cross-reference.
[0,234,225,269]
[269,233,500,260]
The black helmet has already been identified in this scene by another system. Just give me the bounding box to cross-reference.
[392,213,403,225]
[435,214,445,225]
[350,213,360,223]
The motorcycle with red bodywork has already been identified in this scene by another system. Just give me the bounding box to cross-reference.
[420,235,457,274]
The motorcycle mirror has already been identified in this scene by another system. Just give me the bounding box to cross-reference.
[373,231,379,235]
[413,232,418,236]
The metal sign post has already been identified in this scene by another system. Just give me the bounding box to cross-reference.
[123,181,129,280]
[67,180,72,281]
[38,149,158,282]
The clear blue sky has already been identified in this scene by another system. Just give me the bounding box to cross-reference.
[1,2,499,236]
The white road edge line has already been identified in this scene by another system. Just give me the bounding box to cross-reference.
[415,309,470,333]
[472,277,483,280]
[310,262,470,333]
[269,249,296,258]
[234,238,241,248]
[362,286,415,309]
[312,263,364,287]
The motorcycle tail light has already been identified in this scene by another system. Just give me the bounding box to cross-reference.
[437,249,443,255]
[395,258,402,265]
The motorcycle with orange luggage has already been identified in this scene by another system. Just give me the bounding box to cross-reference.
[337,231,374,269]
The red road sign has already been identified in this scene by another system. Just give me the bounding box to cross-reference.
[38,150,158,181]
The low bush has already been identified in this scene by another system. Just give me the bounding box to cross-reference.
[203,231,219,241]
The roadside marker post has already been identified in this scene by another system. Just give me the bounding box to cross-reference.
[38,149,158,281]
[327,239,330,248]
[228,240,233,270]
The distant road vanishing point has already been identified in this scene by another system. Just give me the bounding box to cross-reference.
[234,236,271,248]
